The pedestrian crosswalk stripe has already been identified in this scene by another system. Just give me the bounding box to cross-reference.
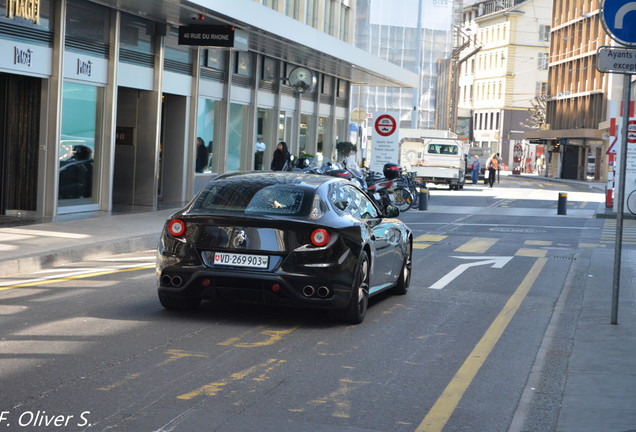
[524,240,552,246]
[515,248,548,257]
[454,237,498,253]
[600,219,636,244]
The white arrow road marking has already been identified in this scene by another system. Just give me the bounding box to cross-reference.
[429,256,513,290]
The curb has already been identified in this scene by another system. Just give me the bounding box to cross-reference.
[0,234,160,277]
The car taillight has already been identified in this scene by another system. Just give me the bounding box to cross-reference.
[310,228,330,247]
[168,219,186,237]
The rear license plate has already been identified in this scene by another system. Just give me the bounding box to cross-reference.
[213,252,269,268]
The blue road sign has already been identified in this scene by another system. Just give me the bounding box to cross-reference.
[601,0,636,46]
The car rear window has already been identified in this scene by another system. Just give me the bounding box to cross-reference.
[196,183,311,216]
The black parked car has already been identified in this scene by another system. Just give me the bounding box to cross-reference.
[156,171,413,324]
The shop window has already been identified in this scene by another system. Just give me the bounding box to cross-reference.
[236,51,251,76]
[196,98,220,174]
[58,81,103,207]
[65,0,110,45]
[227,103,248,172]
[120,12,155,55]
[204,48,224,70]
[165,26,192,65]
[262,57,275,81]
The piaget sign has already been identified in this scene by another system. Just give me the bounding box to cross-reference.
[6,0,41,25]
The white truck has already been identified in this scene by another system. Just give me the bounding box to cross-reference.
[399,130,468,190]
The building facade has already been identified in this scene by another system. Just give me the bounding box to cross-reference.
[0,0,417,221]
[525,0,617,181]
[458,0,552,170]
[351,0,456,130]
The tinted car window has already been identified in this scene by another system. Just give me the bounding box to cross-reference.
[347,186,379,220]
[195,182,312,216]
[329,185,352,213]
[329,185,378,220]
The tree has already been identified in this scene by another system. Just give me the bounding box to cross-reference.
[519,94,547,129]
[336,141,356,160]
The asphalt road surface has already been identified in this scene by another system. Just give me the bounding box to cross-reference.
[0,176,609,432]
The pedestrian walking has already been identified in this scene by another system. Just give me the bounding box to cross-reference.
[487,154,498,187]
[470,155,481,185]
[270,141,291,171]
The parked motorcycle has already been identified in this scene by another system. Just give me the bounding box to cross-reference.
[365,171,396,213]
[365,163,414,213]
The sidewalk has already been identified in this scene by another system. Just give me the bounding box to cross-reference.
[0,208,177,277]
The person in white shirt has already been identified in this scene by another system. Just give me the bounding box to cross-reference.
[254,137,266,170]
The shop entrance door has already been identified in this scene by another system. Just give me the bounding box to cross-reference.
[159,93,187,207]
[561,145,580,180]
[0,73,41,216]
[113,87,159,209]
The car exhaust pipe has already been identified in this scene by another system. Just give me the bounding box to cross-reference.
[302,285,315,297]
[161,275,173,286]
[171,276,183,287]
[317,286,330,298]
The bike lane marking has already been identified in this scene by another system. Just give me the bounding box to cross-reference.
[415,257,548,432]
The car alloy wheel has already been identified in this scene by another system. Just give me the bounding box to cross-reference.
[394,239,412,295]
[344,251,369,324]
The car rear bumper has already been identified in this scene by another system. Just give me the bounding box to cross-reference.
[157,265,353,309]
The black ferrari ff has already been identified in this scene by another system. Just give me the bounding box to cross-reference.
[156,171,413,324]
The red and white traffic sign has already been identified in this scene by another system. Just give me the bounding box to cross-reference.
[629,120,636,143]
[374,114,397,137]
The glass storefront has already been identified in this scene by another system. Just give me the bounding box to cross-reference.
[256,108,275,171]
[58,81,103,207]
[227,103,248,172]
[196,97,220,174]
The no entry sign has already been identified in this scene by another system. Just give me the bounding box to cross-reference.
[375,114,397,137]
[370,112,400,172]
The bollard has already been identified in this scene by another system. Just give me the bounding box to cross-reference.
[418,189,429,211]
[557,192,567,215]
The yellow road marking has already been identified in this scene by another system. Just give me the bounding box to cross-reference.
[524,240,551,246]
[414,243,433,250]
[291,378,370,419]
[177,359,285,400]
[515,248,548,257]
[217,325,300,348]
[415,258,547,432]
[415,235,448,242]
[454,237,497,253]
[0,265,154,291]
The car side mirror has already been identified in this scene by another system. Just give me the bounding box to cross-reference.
[384,205,400,218]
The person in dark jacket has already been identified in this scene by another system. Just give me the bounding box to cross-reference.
[270,141,290,171]
[195,137,209,173]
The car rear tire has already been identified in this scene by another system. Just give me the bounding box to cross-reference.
[393,240,412,295]
[342,251,370,324]
[158,293,201,311]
